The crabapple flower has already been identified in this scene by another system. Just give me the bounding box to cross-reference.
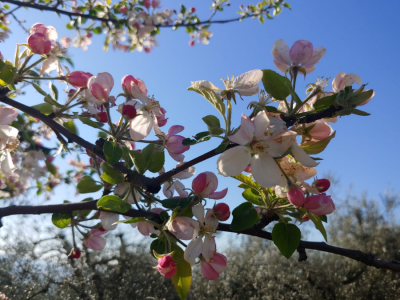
[125,208,164,236]
[96,112,108,123]
[217,111,298,188]
[87,72,114,102]
[121,75,148,102]
[201,252,227,280]
[83,229,107,250]
[191,69,263,98]
[192,171,228,199]
[166,216,200,240]
[272,39,326,74]
[161,162,195,198]
[213,203,230,221]
[129,100,163,140]
[332,72,361,93]
[114,183,142,205]
[157,254,177,279]
[28,23,58,54]
[0,105,19,175]
[184,204,218,265]
[99,211,119,230]
[164,125,190,162]
[69,248,81,259]
[67,71,93,88]
[287,187,305,206]
[304,193,335,215]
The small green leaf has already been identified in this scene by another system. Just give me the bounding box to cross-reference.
[283,3,291,9]
[313,94,336,111]
[130,150,146,174]
[171,243,192,300]
[261,69,291,100]
[31,103,53,115]
[352,108,371,116]
[320,215,328,223]
[51,213,71,228]
[215,141,230,153]
[103,141,123,165]
[114,217,145,224]
[202,115,221,128]
[231,173,260,191]
[271,223,301,259]
[44,94,64,108]
[148,150,165,173]
[77,176,103,193]
[92,26,102,34]
[188,86,225,120]
[230,202,260,231]
[150,239,166,257]
[300,131,336,155]
[348,89,374,106]
[45,161,57,175]
[308,213,327,241]
[79,116,102,128]
[161,198,191,211]
[63,120,78,135]
[49,82,58,101]
[0,63,17,86]
[97,195,131,213]
[265,105,280,113]
[30,81,47,96]
[100,162,125,184]
[242,188,264,205]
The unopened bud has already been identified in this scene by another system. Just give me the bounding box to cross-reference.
[287,187,305,206]
[122,104,137,119]
[312,179,330,192]
[96,112,108,123]
[69,248,81,259]
[213,203,230,221]
[157,255,177,279]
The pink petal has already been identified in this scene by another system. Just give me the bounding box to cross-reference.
[289,40,313,65]
[208,188,228,200]
[228,114,255,145]
[271,39,292,65]
[167,125,184,138]
[201,261,220,280]
[192,172,207,194]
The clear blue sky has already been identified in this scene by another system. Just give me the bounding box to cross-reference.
[1,0,399,216]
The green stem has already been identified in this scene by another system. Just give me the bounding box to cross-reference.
[289,89,319,116]
[18,54,33,74]
[23,56,47,72]
[290,71,298,112]
[130,185,141,210]
[19,76,65,80]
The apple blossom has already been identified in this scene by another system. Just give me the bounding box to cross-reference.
[0,105,19,175]
[152,0,162,9]
[304,193,335,215]
[125,207,164,236]
[271,39,326,74]
[99,211,119,230]
[192,171,228,199]
[83,229,107,250]
[164,125,190,162]
[66,71,93,88]
[129,99,163,141]
[213,203,230,221]
[184,204,218,265]
[201,252,227,280]
[28,23,58,54]
[114,183,142,205]
[157,254,177,279]
[119,5,128,14]
[161,162,195,198]
[332,72,361,93]
[87,72,114,102]
[121,104,137,119]
[313,179,331,193]
[121,75,148,101]
[166,216,200,240]
[287,187,305,207]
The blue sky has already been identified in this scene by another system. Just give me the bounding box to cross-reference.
[1,0,399,229]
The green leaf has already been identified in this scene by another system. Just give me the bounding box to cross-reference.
[121,147,134,169]
[97,195,131,213]
[286,83,303,108]
[320,215,328,223]
[49,82,58,101]
[283,3,291,9]
[188,86,225,120]
[230,202,260,231]
[44,94,64,108]
[100,162,125,184]
[348,90,374,106]
[161,197,191,211]
[141,144,165,173]
[114,217,145,224]
[202,115,221,128]
[231,173,260,191]
[215,141,230,153]
[242,188,264,205]
[77,176,103,193]
[352,108,371,116]
[63,120,78,135]
[31,103,53,115]
[0,63,17,86]
[182,131,212,146]
[261,69,291,100]
[271,223,301,259]
[79,116,103,128]
[308,213,327,241]
[30,81,47,96]
[313,94,336,111]
[103,141,123,165]
[171,243,192,300]
[51,213,71,228]
[150,239,166,257]
[300,131,336,155]
[265,105,280,113]
[45,161,57,175]
[92,26,102,34]
[130,150,146,174]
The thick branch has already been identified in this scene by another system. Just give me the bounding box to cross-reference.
[1,202,399,272]
[3,0,277,28]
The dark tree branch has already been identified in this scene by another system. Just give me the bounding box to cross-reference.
[1,202,400,272]
[2,0,279,29]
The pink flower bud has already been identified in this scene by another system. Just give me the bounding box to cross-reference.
[304,193,335,215]
[144,0,151,9]
[96,112,108,123]
[192,172,228,199]
[46,156,54,163]
[67,71,93,88]
[191,7,196,13]
[69,248,81,259]
[289,40,313,65]
[151,0,161,9]
[287,187,305,206]
[201,253,227,280]
[189,40,195,47]
[122,104,137,119]
[244,165,252,173]
[68,89,76,97]
[313,179,330,192]
[119,5,128,14]
[87,72,114,102]
[213,203,230,221]
[302,215,310,222]
[157,255,177,278]
[0,52,3,61]
[28,33,51,54]
[121,75,148,98]
[144,47,151,53]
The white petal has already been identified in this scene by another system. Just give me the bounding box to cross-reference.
[253,111,270,141]
[228,114,255,145]
[202,237,216,261]
[163,181,175,198]
[265,130,297,157]
[232,69,263,90]
[251,153,282,188]
[271,39,292,65]
[217,146,251,176]
[184,238,203,266]
[291,143,319,167]
[236,86,259,96]
[192,203,205,224]
[191,80,221,92]
[129,112,153,140]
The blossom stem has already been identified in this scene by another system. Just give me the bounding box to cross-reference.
[289,89,319,117]
[290,70,298,112]
[18,54,33,74]
[130,185,141,210]
[22,56,47,72]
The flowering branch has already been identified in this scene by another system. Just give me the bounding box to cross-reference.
[0,202,399,272]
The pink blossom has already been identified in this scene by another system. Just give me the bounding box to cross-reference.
[83,229,107,250]
[0,105,19,174]
[119,5,128,14]
[87,72,114,102]
[99,211,119,230]
[121,75,148,101]
[144,0,151,9]
[192,171,228,199]
[152,0,162,9]
[156,107,168,127]
[166,216,199,240]
[201,252,227,280]
[28,33,52,54]
[67,71,93,88]
[157,255,177,278]
[213,203,230,221]
[96,112,108,123]
[127,208,164,236]
[304,193,335,215]
[60,36,71,48]
[332,72,361,93]
[165,125,190,162]
[271,39,326,74]
[122,104,137,119]
[162,162,195,198]
[306,121,332,141]
[287,187,305,207]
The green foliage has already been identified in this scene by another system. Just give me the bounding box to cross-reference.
[97,195,131,213]
[261,69,291,100]
[230,202,260,231]
[51,213,71,228]
[100,162,125,184]
[171,243,192,300]
[103,141,123,165]
[271,223,301,259]
[77,176,103,193]
[300,131,336,155]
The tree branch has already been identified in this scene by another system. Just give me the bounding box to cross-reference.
[0,201,399,272]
